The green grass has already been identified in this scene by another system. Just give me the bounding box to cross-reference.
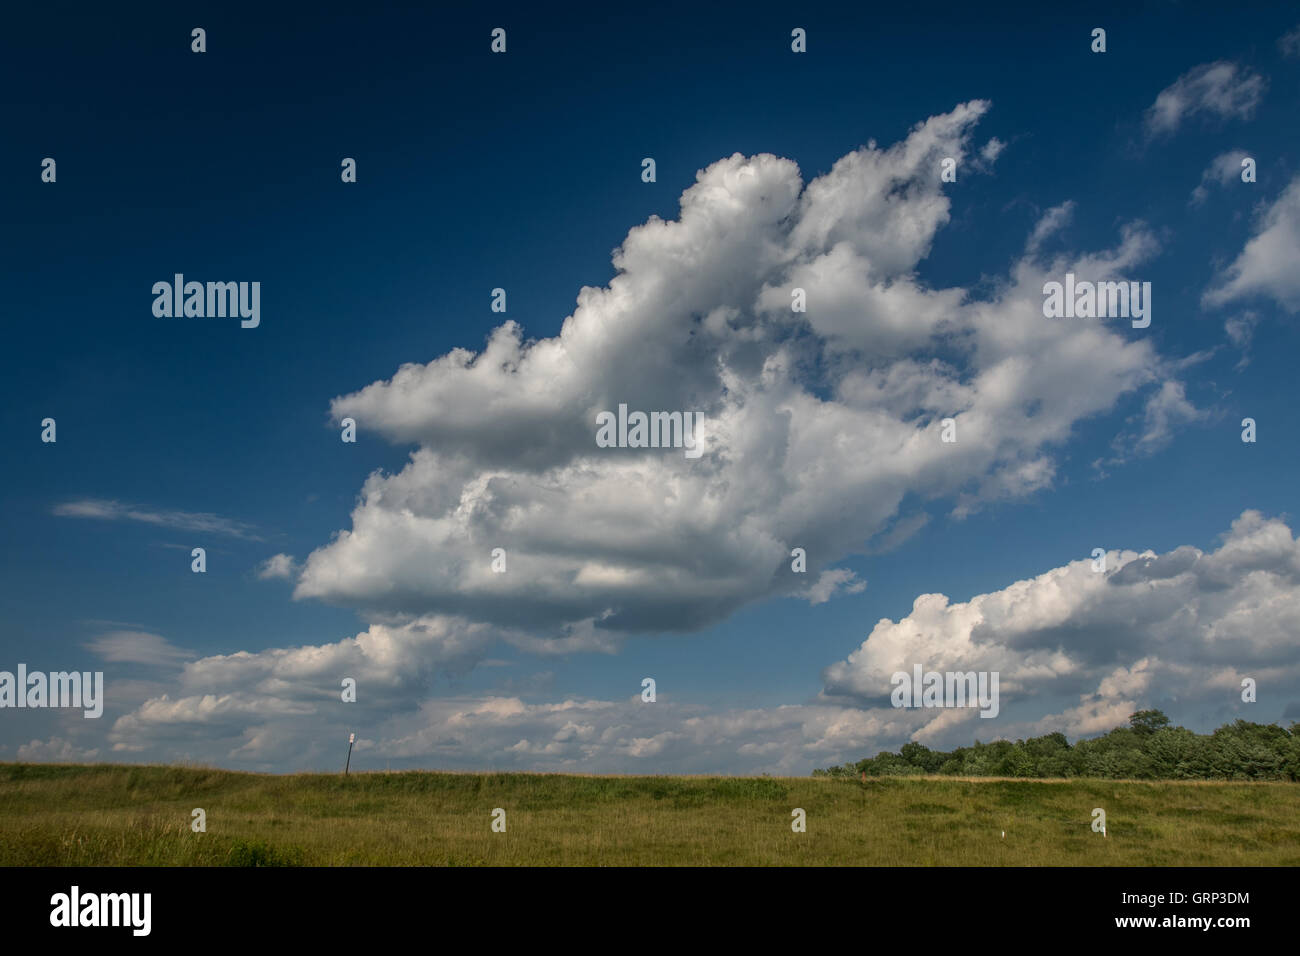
[1,763,1297,866]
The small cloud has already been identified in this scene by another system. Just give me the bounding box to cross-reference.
[1204,174,1300,313]
[1190,149,1250,205]
[803,568,867,605]
[1279,25,1300,57]
[1224,311,1259,369]
[980,137,1005,164]
[16,738,101,762]
[53,498,260,540]
[256,553,300,580]
[1025,200,1076,254]
[864,512,930,557]
[85,630,194,666]
[1128,381,1209,459]
[1144,62,1266,137]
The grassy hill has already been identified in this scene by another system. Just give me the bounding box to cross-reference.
[2,762,1297,866]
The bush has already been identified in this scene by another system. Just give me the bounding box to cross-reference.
[225,839,305,867]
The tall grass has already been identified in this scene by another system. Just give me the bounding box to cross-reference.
[2,763,1296,866]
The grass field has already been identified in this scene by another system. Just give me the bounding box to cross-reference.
[2,762,1297,866]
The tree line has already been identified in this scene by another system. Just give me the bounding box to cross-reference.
[812,710,1300,781]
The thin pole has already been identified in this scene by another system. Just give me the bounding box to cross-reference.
[345,736,354,775]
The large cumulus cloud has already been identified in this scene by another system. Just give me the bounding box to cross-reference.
[295,100,1175,639]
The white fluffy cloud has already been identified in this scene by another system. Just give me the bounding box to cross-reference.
[16,738,101,762]
[802,568,867,605]
[1144,62,1266,136]
[109,681,915,774]
[366,696,912,774]
[823,510,1300,743]
[294,101,1175,643]
[105,615,513,761]
[1204,174,1300,313]
[256,553,299,580]
[101,511,1300,771]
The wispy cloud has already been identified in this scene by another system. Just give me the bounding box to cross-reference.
[1144,61,1265,137]
[1279,25,1300,57]
[1189,149,1250,205]
[53,499,260,540]
[1025,200,1075,254]
[85,630,195,666]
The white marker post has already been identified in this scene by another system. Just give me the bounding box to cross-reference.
[345,732,355,775]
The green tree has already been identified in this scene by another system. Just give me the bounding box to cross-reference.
[1129,709,1171,735]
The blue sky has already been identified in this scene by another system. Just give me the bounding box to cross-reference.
[2,1,1298,772]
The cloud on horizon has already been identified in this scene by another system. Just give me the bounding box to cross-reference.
[93,510,1299,773]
